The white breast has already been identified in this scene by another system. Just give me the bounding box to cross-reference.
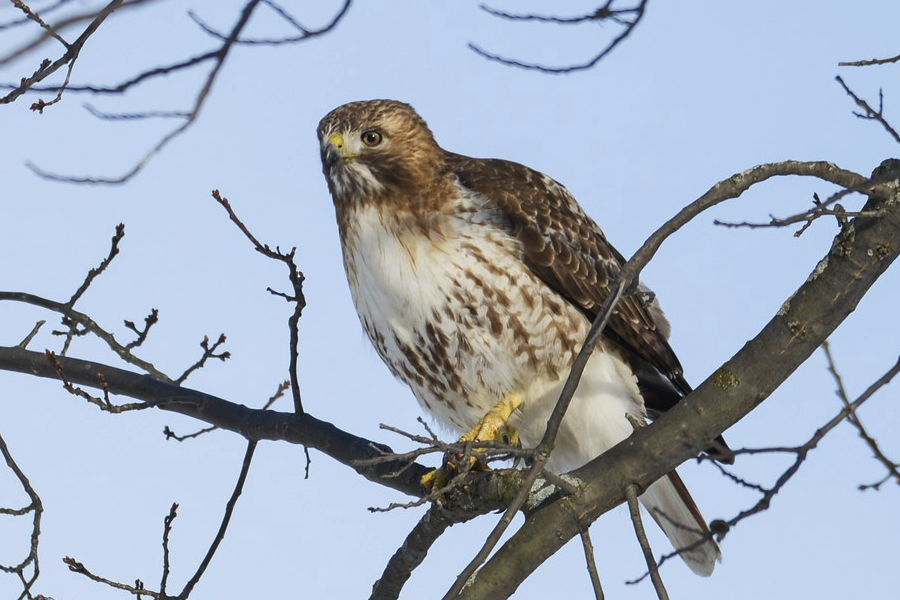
[339,195,644,472]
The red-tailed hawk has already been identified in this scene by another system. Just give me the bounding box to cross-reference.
[318,99,728,576]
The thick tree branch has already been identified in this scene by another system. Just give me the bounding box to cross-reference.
[439,160,880,598]
[370,506,474,600]
[0,344,433,497]
[454,159,900,599]
[1,159,897,599]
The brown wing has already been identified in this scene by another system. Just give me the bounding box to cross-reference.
[445,152,689,391]
[446,152,734,463]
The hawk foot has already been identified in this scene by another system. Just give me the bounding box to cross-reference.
[421,393,524,492]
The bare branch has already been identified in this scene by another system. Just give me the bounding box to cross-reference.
[4,49,221,95]
[188,0,352,46]
[836,75,900,144]
[211,189,306,414]
[713,191,878,234]
[839,52,900,67]
[447,160,874,598]
[454,159,900,600]
[159,503,177,597]
[0,291,172,380]
[175,334,230,385]
[0,430,44,600]
[46,349,151,412]
[64,556,160,598]
[179,440,256,598]
[579,530,605,600]
[52,223,127,354]
[11,0,69,48]
[123,308,159,351]
[0,0,75,32]
[625,485,668,600]
[83,103,190,120]
[0,345,434,497]
[17,320,45,348]
[470,0,648,74]
[650,349,900,573]
[0,0,153,67]
[164,380,289,441]
[370,506,474,600]
[27,0,263,184]
[63,440,256,599]
[1,0,133,105]
[68,222,124,307]
[822,342,900,490]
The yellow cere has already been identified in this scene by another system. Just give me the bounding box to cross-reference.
[328,133,345,152]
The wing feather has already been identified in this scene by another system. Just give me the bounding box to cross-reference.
[446,152,687,392]
[446,152,734,462]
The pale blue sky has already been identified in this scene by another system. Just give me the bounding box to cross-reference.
[2,2,899,599]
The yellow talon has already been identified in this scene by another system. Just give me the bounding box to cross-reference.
[421,393,524,492]
[459,393,524,445]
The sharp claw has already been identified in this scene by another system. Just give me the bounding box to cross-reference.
[422,394,524,494]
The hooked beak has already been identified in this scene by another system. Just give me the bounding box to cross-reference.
[323,132,356,168]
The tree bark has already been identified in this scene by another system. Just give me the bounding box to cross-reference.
[456,160,900,599]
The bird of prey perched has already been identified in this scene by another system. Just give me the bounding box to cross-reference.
[318,99,728,576]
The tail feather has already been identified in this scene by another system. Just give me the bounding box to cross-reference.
[639,471,721,576]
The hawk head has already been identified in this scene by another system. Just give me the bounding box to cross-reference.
[317,100,444,205]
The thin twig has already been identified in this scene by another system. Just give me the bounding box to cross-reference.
[211,189,306,414]
[0,0,74,32]
[625,485,668,600]
[175,334,230,385]
[27,0,263,184]
[68,223,125,307]
[579,529,605,600]
[0,291,171,380]
[179,440,256,598]
[123,309,159,351]
[839,52,900,67]
[188,0,352,46]
[0,431,44,600]
[470,0,648,74]
[1,0,130,104]
[57,223,126,355]
[836,75,900,144]
[822,341,900,490]
[64,556,161,598]
[713,183,882,232]
[11,0,69,50]
[83,103,190,120]
[673,352,900,560]
[46,350,151,412]
[159,503,177,597]
[637,351,900,581]
[17,320,45,348]
[480,3,630,26]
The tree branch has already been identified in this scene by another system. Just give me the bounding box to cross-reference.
[1,159,897,599]
[454,158,900,599]
[625,484,668,600]
[440,159,879,598]
[0,344,431,497]
[470,0,648,74]
[370,506,474,600]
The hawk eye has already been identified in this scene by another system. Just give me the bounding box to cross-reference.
[361,130,383,147]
